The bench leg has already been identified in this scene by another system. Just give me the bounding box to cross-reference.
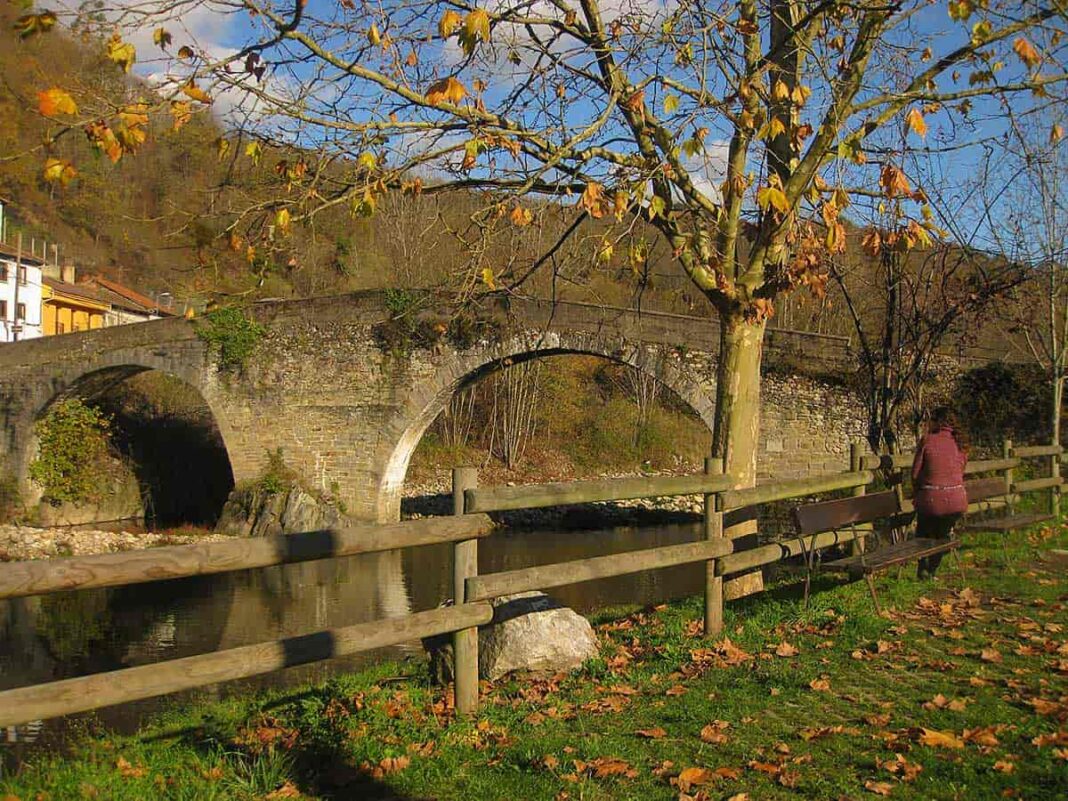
[864,573,882,615]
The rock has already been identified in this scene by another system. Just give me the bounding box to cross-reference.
[423,592,599,683]
[216,483,344,537]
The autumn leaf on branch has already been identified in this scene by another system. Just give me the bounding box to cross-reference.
[580,182,613,219]
[153,28,172,49]
[1013,37,1042,70]
[42,158,76,186]
[459,9,490,56]
[38,88,77,117]
[906,107,927,138]
[105,34,136,72]
[182,81,213,104]
[880,164,911,198]
[425,77,467,105]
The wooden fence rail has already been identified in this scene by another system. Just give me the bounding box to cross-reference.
[0,603,493,729]
[0,437,1058,729]
[0,515,495,601]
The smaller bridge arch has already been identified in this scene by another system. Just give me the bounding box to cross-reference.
[373,329,719,521]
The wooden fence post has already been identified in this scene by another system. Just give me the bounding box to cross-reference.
[704,457,725,636]
[1049,442,1061,520]
[1003,439,1014,515]
[850,442,866,555]
[452,466,479,715]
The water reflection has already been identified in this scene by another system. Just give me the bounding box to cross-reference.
[0,521,705,761]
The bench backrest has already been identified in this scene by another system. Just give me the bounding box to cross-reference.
[793,490,900,536]
[966,477,1008,503]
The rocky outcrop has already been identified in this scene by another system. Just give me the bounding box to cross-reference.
[215,484,345,537]
[424,592,600,683]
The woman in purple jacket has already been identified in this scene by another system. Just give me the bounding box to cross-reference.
[911,406,969,578]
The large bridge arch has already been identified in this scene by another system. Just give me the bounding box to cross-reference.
[373,329,720,521]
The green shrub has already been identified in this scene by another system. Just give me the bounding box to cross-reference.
[196,306,266,371]
[29,399,115,505]
[258,447,297,494]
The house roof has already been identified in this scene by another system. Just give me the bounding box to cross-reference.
[42,276,112,310]
[0,245,46,267]
[83,275,176,316]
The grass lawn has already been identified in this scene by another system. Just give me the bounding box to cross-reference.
[2,523,1066,800]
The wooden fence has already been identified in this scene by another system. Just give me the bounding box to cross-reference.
[0,439,1060,728]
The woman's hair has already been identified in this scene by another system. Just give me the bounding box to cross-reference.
[928,406,969,454]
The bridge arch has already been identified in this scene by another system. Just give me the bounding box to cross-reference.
[374,330,718,521]
[18,360,236,526]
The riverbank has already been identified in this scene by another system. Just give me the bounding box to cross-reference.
[3,522,1065,800]
[0,524,230,562]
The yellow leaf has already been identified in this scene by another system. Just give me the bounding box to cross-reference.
[918,727,964,749]
[178,45,195,60]
[245,141,263,164]
[42,158,77,186]
[663,94,679,114]
[635,727,666,739]
[425,76,467,105]
[906,107,927,138]
[597,240,614,263]
[105,34,136,73]
[170,101,192,131]
[439,10,463,38]
[509,205,533,226]
[275,208,291,234]
[216,138,231,160]
[864,780,893,796]
[357,152,377,171]
[948,0,974,21]
[480,266,496,290]
[756,185,789,215]
[459,9,491,55]
[1051,124,1064,144]
[182,81,213,104]
[153,28,172,49]
[791,84,811,106]
[367,23,381,46]
[1014,37,1042,69]
[773,79,790,101]
[37,87,78,117]
[580,182,612,218]
[120,103,150,129]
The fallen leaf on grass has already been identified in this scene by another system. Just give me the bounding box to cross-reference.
[1032,731,1068,747]
[864,713,892,727]
[981,648,1003,663]
[576,756,637,779]
[800,725,843,741]
[673,766,714,792]
[359,755,410,779]
[917,727,965,749]
[665,685,688,696]
[116,757,146,778]
[635,727,667,739]
[1028,697,1067,717]
[865,780,894,796]
[993,760,1015,773]
[726,795,749,801]
[700,720,730,744]
[809,678,831,692]
[264,782,302,799]
[878,754,922,782]
[963,725,1004,747]
[774,641,799,657]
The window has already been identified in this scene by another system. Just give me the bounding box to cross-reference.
[16,303,26,321]
[17,265,27,286]
[57,322,65,334]
[0,301,6,320]
[0,264,7,281]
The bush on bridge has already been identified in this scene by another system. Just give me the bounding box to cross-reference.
[29,399,117,505]
[195,307,266,371]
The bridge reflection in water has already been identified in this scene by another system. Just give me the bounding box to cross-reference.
[0,521,705,760]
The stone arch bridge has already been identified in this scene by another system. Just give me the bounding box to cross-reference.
[0,291,865,522]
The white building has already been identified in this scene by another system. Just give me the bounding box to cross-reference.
[0,246,44,342]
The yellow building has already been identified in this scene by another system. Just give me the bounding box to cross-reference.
[41,278,108,335]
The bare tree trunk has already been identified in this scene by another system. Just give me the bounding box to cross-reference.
[626,368,661,448]
[712,312,766,599]
[489,362,542,470]
[438,385,478,451]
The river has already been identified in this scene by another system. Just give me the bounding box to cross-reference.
[0,519,710,765]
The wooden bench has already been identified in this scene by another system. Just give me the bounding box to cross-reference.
[961,476,1055,533]
[792,490,960,613]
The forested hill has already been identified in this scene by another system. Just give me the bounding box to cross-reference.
[0,7,705,314]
